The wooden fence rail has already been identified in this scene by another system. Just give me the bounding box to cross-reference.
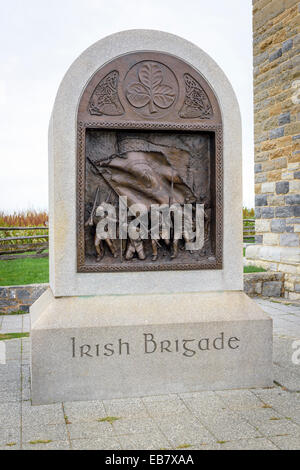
[243,218,255,242]
[0,227,48,231]
[1,235,49,242]
[0,226,49,260]
[0,219,255,260]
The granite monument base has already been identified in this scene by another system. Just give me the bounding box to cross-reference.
[30,289,273,405]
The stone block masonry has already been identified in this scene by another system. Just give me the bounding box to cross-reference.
[0,284,48,314]
[248,0,300,300]
[243,272,284,297]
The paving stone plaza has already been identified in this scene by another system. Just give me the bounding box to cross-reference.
[0,298,299,451]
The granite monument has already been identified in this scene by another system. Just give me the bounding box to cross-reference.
[30,30,273,405]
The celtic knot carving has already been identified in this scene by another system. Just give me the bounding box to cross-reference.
[89,70,124,116]
[179,73,213,119]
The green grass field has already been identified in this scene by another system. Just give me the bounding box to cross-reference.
[0,257,49,286]
[0,255,265,286]
[0,333,29,341]
[243,265,266,273]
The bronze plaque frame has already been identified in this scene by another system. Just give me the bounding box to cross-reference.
[77,51,223,273]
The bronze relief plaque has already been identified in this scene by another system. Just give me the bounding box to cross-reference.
[77,52,223,272]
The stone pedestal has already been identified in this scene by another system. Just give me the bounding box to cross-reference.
[30,289,272,405]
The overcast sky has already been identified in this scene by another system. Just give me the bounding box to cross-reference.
[0,0,254,212]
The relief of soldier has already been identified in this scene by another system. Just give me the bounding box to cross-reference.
[86,196,203,263]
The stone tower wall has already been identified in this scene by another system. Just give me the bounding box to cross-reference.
[247,0,300,299]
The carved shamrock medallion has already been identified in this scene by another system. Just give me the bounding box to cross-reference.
[124,61,178,118]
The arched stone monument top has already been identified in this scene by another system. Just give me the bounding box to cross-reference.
[49,30,242,297]
[53,29,240,130]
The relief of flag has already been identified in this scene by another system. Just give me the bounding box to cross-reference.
[96,137,196,210]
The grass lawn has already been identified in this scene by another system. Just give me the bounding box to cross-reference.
[244,265,266,273]
[0,333,29,341]
[0,254,265,285]
[0,257,49,286]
